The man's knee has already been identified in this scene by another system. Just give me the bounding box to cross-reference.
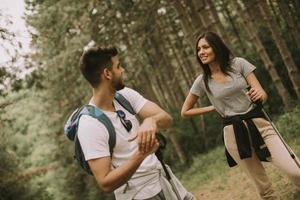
[183,192,197,200]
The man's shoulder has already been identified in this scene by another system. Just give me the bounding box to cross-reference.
[117,87,144,100]
[118,87,137,95]
[78,114,108,131]
[117,87,148,113]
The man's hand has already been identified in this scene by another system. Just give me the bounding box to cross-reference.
[128,100,172,154]
[128,117,157,153]
[134,138,160,158]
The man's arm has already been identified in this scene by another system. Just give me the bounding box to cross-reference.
[89,100,171,192]
[129,100,173,153]
[88,141,159,193]
[138,101,173,130]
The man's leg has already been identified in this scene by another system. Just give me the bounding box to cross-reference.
[183,192,197,200]
[139,190,165,200]
[141,190,196,200]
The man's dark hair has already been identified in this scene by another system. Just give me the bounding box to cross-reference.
[79,46,118,88]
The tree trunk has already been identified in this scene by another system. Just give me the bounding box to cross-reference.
[170,0,204,74]
[164,13,196,86]
[277,0,300,49]
[236,1,293,110]
[150,34,184,108]
[289,0,300,30]
[168,131,187,164]
[142,37,171,108]
[206,0,231,50]
[167,0,197,47]
[196,97,208,150]
[219,0,247,54]
[257,0,300,101]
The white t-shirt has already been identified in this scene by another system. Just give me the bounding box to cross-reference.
[77,87,161,199]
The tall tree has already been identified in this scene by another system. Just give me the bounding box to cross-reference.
[235,1,293,110]
[276,0,300,49]
[256,0,300,100]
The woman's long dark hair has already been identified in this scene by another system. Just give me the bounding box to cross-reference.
[196,31,232,93]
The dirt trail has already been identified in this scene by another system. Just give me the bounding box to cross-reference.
[193,163,299,200]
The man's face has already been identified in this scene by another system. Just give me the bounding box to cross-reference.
[111,56,125,91]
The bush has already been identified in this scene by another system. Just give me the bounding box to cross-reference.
[276,106,300,140]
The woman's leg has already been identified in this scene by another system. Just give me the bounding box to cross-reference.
[224,125,279,200]
[253,118,300,188]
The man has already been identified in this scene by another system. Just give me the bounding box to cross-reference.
[77,46,196,200]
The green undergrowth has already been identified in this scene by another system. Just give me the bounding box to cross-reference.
[180,106,300,199]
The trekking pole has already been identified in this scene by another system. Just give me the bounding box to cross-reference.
[155,133,183,200]
[260,104,300,169]
[246,86,300,169]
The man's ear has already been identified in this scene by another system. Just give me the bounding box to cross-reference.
[103,68,112,80]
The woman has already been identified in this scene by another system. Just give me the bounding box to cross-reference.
[181,31,300,199]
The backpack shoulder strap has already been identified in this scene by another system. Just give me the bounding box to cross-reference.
[114,92,136,115]
[82,105,116,155]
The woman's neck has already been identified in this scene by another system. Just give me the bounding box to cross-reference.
[209,61,221,74]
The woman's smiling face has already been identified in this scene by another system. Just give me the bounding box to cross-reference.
[197,38,216,65]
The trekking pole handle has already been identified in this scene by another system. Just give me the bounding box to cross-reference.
[245,85,263,107]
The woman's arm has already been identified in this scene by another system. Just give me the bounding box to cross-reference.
[181,93,215,118]
[246,72,268,103]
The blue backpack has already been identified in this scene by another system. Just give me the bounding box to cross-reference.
[64,93,136,175]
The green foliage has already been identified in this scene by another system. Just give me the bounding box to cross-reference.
[180,146,227,190]
[276,106,300,140]
[0,90,51,200]
[257,26,297,100]
[163,107,222,169]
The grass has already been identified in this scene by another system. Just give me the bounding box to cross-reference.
[181,143,300,199]
[180,107,300,200]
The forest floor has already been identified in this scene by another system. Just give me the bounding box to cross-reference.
[180,142,300,200]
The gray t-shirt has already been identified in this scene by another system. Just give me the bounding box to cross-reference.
[190,57,256,117]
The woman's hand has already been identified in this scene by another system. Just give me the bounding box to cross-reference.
[246,87,267,103]
[246,72,268,104]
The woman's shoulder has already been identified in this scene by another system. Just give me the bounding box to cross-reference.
[230,57,256,76]
[230,57,249,71]
[190,74,206,95]
[231,57,248,65]
[194,73,204,83]
[192,74,206,89]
